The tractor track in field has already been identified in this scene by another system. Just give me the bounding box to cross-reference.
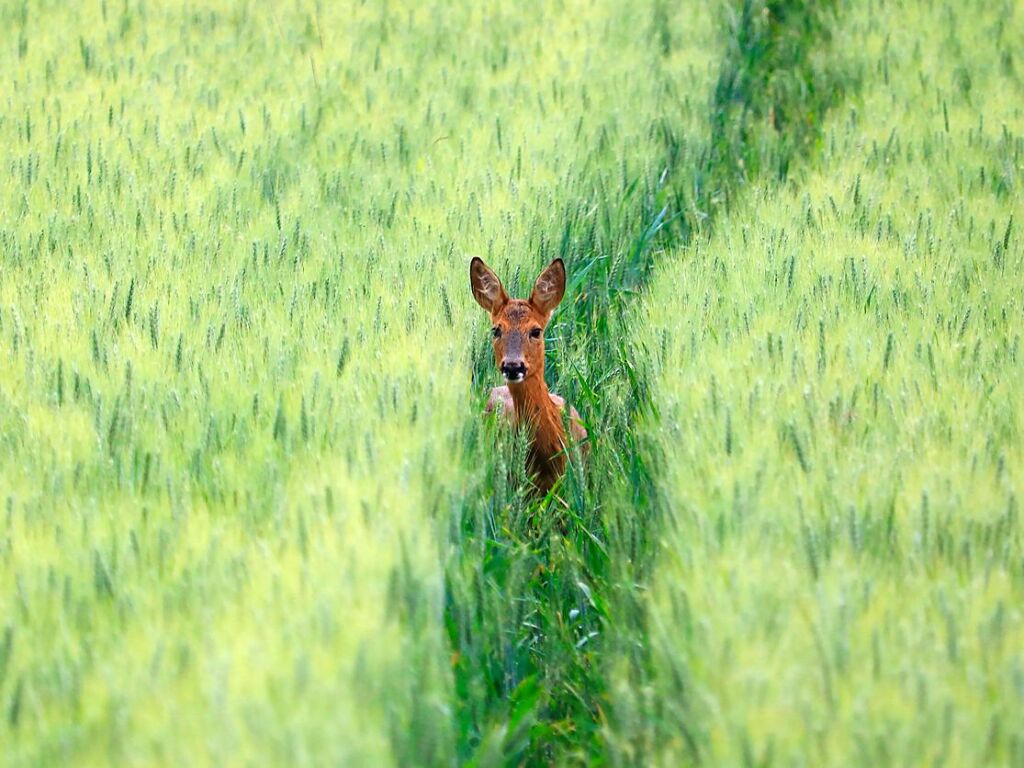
[443,1,845,764]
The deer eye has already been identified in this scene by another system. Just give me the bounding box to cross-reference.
[491,327,501,339]
[529,327,542,339]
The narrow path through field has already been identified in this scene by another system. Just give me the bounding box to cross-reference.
[444,2,842,763]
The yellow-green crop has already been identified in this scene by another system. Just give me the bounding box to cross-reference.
[0,0,718,764]
[8,0,1016,764]
[637,0,1023,764]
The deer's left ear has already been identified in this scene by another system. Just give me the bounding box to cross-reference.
[530,258,566,316]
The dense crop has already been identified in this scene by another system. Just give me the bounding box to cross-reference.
[0,0,718,764]
[2,0,1019,765]
[637,0,1023,764]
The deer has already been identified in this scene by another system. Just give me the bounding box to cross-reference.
[470,256,588,494]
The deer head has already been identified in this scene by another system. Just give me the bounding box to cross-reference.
[470,257,566,385]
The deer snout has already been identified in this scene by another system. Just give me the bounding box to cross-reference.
[500,359,527,383]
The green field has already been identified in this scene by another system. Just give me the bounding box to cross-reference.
[1,0,1021,766]
[638,1,1024,764]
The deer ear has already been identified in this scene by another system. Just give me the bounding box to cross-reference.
[530,258,566,315]
[470,257,508,313]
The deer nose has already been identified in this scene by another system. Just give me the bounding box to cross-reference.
[501,360,527,382]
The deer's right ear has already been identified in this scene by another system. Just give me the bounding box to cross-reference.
[470,257,508,313]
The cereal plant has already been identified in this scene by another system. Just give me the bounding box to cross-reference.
[4,0,1017,765]
[0,1,716,764]
[636,0,1023,763]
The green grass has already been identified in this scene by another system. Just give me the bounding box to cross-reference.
[4,0,1018,765]
[635,0,1024,764]
[0,0,721,764]
[444,2,843,764]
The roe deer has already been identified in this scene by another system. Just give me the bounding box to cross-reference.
[470,256,588,494]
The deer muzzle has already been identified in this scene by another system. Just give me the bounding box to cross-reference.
[500,360,527,383]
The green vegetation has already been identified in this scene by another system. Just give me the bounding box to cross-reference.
[0,0,718,764]
[1,0,1020,765]
[446,2,839,764]
[637,0,1024,763]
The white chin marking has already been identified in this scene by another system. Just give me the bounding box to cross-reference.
[505,373,525,383]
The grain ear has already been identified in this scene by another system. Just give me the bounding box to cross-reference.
[530,258,566,315]
[470,257,509,313]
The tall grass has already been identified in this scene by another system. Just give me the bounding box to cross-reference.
[636,0,1023,763]
[0,0,724,764]
[443,8,720,763]
[445,1,840,764]
[4,0,1007,764]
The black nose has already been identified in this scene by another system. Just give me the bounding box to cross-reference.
[501,361,527,380]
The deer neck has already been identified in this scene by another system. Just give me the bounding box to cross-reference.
[508,372,565,451]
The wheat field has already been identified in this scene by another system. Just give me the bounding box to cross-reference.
[639,0,1023,763]
[1,0,1021,766]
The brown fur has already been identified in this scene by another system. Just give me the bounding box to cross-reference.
[470,257,588,493]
